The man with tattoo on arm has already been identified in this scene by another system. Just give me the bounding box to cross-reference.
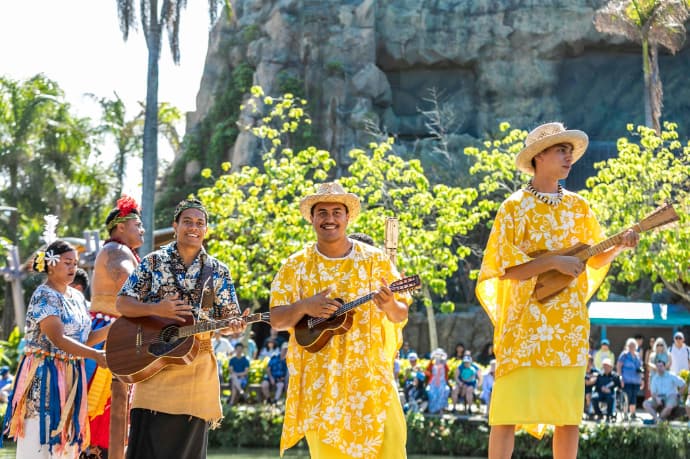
[84,196,145,459]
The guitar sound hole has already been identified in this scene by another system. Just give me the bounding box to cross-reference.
[160,326,180,343]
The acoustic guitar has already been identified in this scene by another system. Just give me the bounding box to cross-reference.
[294,275,421,353]
[531,202,679,302]
[105,311,270,383]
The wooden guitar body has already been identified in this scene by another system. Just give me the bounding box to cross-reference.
[531,243,590,302]
[105,315,197,384]
[294,309,354,353]
[105,311,271,383]
[529,202,678,302]
[292,275,421,353]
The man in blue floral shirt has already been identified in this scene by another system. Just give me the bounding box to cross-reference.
[116,198,246,459]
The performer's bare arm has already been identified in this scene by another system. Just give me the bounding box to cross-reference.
[373,280,408,324]
[41,316,107,367]
[270,287,341,330]
[92,243,138,297]
[86,325,111,346]
[502,229,639,281]
[116,293,193,322]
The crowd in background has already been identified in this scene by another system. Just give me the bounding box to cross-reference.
[586,332,690,425]
[396,341,496,416]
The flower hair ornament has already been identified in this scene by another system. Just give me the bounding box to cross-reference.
[106,195,142,232]
[34,214,59,273]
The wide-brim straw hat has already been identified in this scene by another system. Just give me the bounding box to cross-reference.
[299,182,361,222]
[515,122,588,175]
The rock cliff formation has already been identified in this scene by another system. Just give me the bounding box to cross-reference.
[184,0,690,190]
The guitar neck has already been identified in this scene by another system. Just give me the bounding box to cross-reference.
[178,312,270,338]
[577,225,640,260]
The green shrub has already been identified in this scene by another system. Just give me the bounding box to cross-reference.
[208,408,690,457]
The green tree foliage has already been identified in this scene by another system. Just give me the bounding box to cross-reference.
[0,74,112,335]
[89,93,183,201]
[197,87,484,333]
[581,123,690,302]
[0,74,111,253]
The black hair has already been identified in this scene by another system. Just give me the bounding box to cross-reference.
[105,206,141,235]
[71,268,89,292]
[34,240,76,272]
[349,232,374,246]
[173,198,208,223]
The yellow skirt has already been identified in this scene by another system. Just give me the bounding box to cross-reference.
[490,366,585,438]
[305,400,407,459]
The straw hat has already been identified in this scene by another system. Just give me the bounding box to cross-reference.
[515,122,588,175]
[299,182,361,222]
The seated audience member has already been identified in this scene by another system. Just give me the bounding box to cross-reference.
[643,359,686,423]
[258,338,279,360]
[261,343,288,403]
[404,371,428,413]
[480,360,496,414]
[594,339,615,370]
[399,341,414,360]
[591,358,621,421]
[452,355,481,413]
[452,343,466,361]
[228,343,251,405]
[403,352,422,388]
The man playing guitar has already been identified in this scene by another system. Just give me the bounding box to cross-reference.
[270,182,411,459]
[116,198,245,459]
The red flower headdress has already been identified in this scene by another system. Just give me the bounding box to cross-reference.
[106,195,141,232]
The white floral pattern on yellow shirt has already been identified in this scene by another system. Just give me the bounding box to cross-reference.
[270,241,408,458]
[476,190,609,379]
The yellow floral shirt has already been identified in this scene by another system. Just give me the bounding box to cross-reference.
[476,189,609,379]
[270,241,408,458]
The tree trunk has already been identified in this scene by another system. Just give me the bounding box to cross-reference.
[649,43,663,135]
[422,286,439,351]
[141,18,162,255]
[642,37,654,130]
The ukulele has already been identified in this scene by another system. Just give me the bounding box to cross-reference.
[531,202,679,302]
[105,311,270,383]
[293,275,421,353]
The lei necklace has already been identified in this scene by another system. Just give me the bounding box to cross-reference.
[525,182,564,206]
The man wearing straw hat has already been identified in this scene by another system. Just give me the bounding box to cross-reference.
[475,122,639,459]
[270,182,411,459]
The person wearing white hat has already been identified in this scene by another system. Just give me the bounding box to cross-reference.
[669,331,690,375]
[476,122,640,459]
[269,182,411,458]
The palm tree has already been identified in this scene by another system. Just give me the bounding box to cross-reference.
[115,0,227,254]
[0,75,112,335]
[594,0,690,134]
[90,94,182,200]
[89,92,143,198]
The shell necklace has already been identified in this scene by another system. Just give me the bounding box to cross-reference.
[525,182,563,206]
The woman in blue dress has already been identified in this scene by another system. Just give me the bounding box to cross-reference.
[617,337,643,419]
[426,348,450,414]
[3,240,110,458]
